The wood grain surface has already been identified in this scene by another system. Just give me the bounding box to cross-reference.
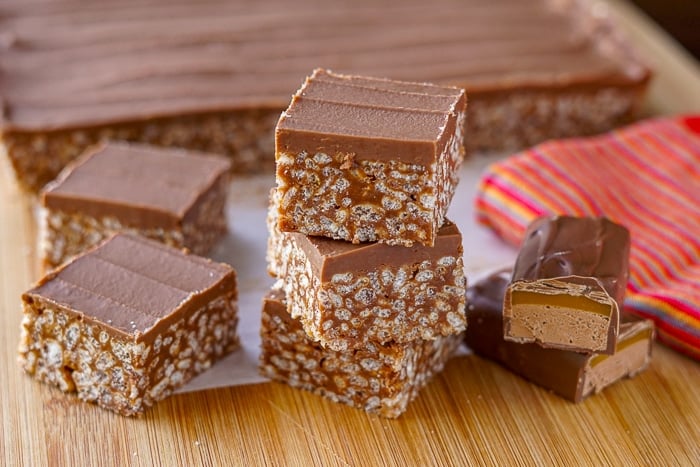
[2,1,699,465]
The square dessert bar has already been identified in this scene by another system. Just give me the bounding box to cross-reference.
[268,191,467,351]
[275,69,467,247]
[40,142,231,270]
[503,216,630,354]
[18,233,239,416]
[260,287,462,418]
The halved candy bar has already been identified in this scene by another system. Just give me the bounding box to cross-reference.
[467,270,653,403]
[504,216,630,354]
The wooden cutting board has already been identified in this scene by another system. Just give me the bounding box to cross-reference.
[1,1,699,465]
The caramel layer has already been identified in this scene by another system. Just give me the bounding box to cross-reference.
[511,290,612,316]
[590,327,654,367]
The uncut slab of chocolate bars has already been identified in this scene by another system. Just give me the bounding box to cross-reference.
[1,0,650,194]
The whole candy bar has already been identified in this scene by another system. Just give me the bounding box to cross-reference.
[504,216,630,354]
[466,270,653,403]
[275,68,466,247]
[260,286,461,418]
[41,142,231,270]
[18,233,239,416]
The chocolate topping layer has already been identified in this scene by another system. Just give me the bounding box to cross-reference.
[276,69,465,164]
[0,0,649,131]
[465,270,653,402]
[512,216,631,305]
[42,142,231,229]
[293,220,462,281]
[24,234,237,342]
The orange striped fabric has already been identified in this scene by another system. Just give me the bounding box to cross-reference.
[476,115,700,360]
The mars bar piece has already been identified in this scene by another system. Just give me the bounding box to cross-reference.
[260,286,461,418]
[275,69,466,247]
[40,142,231,270]
[504,216,630,354]
[268,192,466,351]
[18,233,239,416]
[466,270,653,403]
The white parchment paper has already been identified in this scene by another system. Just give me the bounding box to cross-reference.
[179,153,518,393]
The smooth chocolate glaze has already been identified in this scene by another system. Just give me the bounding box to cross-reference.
[512,216,631,305]
[294,220,462,281]
[23,234,237,342]
[465,270,653,402]
[0,0,649,131]
[276,69,466,164]
[42,142,231,229]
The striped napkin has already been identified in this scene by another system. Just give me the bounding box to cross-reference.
[475,115,700,361]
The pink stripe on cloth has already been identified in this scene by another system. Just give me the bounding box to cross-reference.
[475,115,700,360]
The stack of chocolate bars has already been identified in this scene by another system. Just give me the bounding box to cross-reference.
[466,216,654,402]
[260,69,469,417]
